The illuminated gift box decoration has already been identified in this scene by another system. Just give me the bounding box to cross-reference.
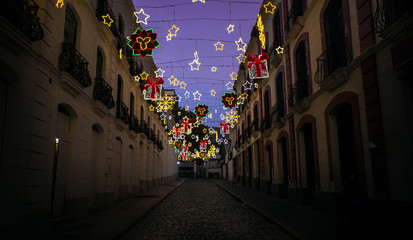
[143,77,164,100]
[247,52,269,79]
[199,139,208,150]
[220,122,230,135]
[180,117,193,134]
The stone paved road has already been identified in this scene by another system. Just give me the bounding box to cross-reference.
[120,179,295,240]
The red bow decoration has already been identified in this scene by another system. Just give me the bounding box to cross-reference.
[182,144,189,152]
[180,118,193,133]
[200,140,207,149]
[247,52,269,78]
[144,77,164,99]
[182,152,188,161]
[220,122,229,134]
[173,126,181,139]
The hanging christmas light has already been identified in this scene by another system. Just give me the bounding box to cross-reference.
[134,8,150,25]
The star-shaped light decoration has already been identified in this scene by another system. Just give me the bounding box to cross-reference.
[193,90,202,100]
[208,113,213,119]
[160,113,167,121]
[230,71,238,81]
[255,83,259,88]
[172,78,180,86]
[243,81,253,91]
[214,41,224,51]
[140,71,149,81]
[119,49,123,59]
[211,67,217,72]
[127,28,160,58]
[168,24,180,37]
[217,138,223,145]
[189,59,201,71]
[237,95,245,105]
[203,128,207,134]
[227,24,234,34]
[134,75,140,82]
[192,0,205,3]
[264,1,276,14]
[275,46,284,54]
[225,81,234,90]
[134,8,150,25]
[220,113,225,120]
[185,105,189,111]
[166,34,172,41]
[180,81,187,89]
[175,95,182,102]
[168,75,177,85]
[184,91,190,99]
[56,0,64,8]
[191,134,196,139]
[236,53,246,63]
[215,109,217,113]
[178,111,181,116]
[241,92,249,99]
[235,37,247,52]
[210,89,216,97]
[155,68,165,78]
[224,139,229,144]
[169,139,173,145]
[148,105,155,111]
[102,14,114,26]
[209,127,216,134]
[169,116,172,120]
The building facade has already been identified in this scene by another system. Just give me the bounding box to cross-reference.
[0,0,178,227]
[229,0,413,217]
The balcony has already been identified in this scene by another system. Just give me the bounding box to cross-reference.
[140,120,149,136]
[95,0,118,37]
[268,40,283,68]
[271,102,286,128]
[285,0,305,39]
[93,78,115,109]
[374,0,413,34]
[314,38,350,91]
[251,119,260,138]
[1,0,44,41]
[116,101,129,125]
[58,43,92,87]
[288,74,310,113]
[129,114,140,133]
[148,129,156,142]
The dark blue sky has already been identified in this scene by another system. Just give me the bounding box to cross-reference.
[131,0,262,127]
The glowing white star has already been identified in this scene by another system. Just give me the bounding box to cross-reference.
[189,59,201,70]
[184,91,190,99]
[168,75,177,85]
[235,37,247,52]
[275,46,284,54]
[243,81,253,90]
[230,71,238,81]
[225,81,234,90]
[155,68,165,78]
[211,66,217,72]
[193,90,202,100]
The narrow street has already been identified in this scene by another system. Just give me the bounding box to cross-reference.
[120,179,295,240]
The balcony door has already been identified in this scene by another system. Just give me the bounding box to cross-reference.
[279,137,289,199]
[0,79,6,165]
[276,73,285,117]
[113,138,122,200]
[64,6,77,46]
[324,0,347,74]
[295,42,309,100]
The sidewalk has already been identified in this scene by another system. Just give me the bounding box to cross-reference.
[210,179,358,240]
[47,178,186,240]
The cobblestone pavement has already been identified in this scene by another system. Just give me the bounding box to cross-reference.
[120,178,295,240]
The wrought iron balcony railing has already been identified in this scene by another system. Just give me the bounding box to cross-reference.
[271,102,285,122]
[374,0,413,33]
[285,0,305,34]
[116,100,129,125]
[315,38,349,84]
[129,114,140,133]
[148,129,155,142]
[1,0,44,41]
[260,115,271,131]
[93,78,115,109]
[95,0,118,37]
[140,120,149,136]
[288,74,309,107]
[59,43,92,87]
[268,39,282,65]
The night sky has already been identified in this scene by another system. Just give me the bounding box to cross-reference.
[130,0,262,127]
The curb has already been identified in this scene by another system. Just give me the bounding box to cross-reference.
[210,179,304,240]
[115,178,187,239]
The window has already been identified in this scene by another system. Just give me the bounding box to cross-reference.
[64,6,77,46]
[264,89,271,128]
[295,41,309,100]
[130,93,134,116]
[96,48,104,78]
[276,73,285,117]
[273,9,282,47]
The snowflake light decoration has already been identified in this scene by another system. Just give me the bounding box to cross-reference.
[223,108,240,125]
[156,94,175,112]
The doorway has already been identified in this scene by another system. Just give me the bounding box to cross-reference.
[279,137,289,198]
[113,138,122,200]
